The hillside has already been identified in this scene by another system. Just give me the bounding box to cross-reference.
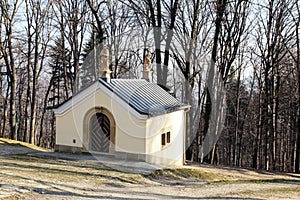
[1,138,300,199]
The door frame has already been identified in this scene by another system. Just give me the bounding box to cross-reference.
[83,107,116,154]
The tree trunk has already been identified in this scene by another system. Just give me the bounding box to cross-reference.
[296,64,300,173]
[29,80,37,144]
[295,4,300,173]
[203,0,226,164]
[9,68,17,140]
[234,68,241,166]
[39,78,53,146]
[1,86,9,137]
[24,0,32,143]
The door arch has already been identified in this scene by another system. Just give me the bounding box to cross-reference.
[83,107,116,153]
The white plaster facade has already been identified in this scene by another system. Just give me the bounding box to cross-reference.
[54,80,189,167]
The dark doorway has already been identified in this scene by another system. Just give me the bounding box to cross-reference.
[89,113,110,152]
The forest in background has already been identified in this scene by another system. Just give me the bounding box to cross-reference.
[0,0,299,173]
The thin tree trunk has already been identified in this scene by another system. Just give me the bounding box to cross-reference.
[1,86,9,137]
[39,78,53,146]
[17,76,24,140]
[234,68,241,166]
[295,4,300,173]
[29,6,41,145]
[24,0,32,143]
[9,67,17,140]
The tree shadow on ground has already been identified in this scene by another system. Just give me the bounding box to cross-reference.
[189,163,300,179]
[0,157,263,200]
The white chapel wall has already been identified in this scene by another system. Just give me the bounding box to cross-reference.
[145,110,185,166]
[55,85,147,154]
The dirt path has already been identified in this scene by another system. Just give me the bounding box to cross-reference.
[1,138,300,199]
[15,180,299,200]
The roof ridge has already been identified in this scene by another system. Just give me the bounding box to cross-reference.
[99,78,188,116]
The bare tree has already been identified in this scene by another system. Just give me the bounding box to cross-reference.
[123,0,180,87]
[171,0,212,161]
[285,0,300,173]
[85,0,134,80]
[23,0,53,144]
[254,0,295,170]
[0,0,20,140]
[54,0,88,93]
[202,0,250,164]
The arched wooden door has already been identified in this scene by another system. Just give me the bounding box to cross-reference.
[89,113,110,153]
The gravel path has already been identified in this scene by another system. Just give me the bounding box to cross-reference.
[10,181,300,200]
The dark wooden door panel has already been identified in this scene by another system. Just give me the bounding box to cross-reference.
[90,113,110,152]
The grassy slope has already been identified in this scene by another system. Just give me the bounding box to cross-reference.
[1,138,300,199]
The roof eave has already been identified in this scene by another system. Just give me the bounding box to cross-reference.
[147,104,191,117]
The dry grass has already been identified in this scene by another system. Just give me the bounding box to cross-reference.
[150,168,227,182]
[0,138,50,152]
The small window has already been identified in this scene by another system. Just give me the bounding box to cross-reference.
[161,133,166,145]
[167,132,170,143]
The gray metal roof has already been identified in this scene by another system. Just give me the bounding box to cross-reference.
[100,78,188,116]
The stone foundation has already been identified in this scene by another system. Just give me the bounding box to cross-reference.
[54,144,82,154]
[114,151,146,161]
[54,145,182,166]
